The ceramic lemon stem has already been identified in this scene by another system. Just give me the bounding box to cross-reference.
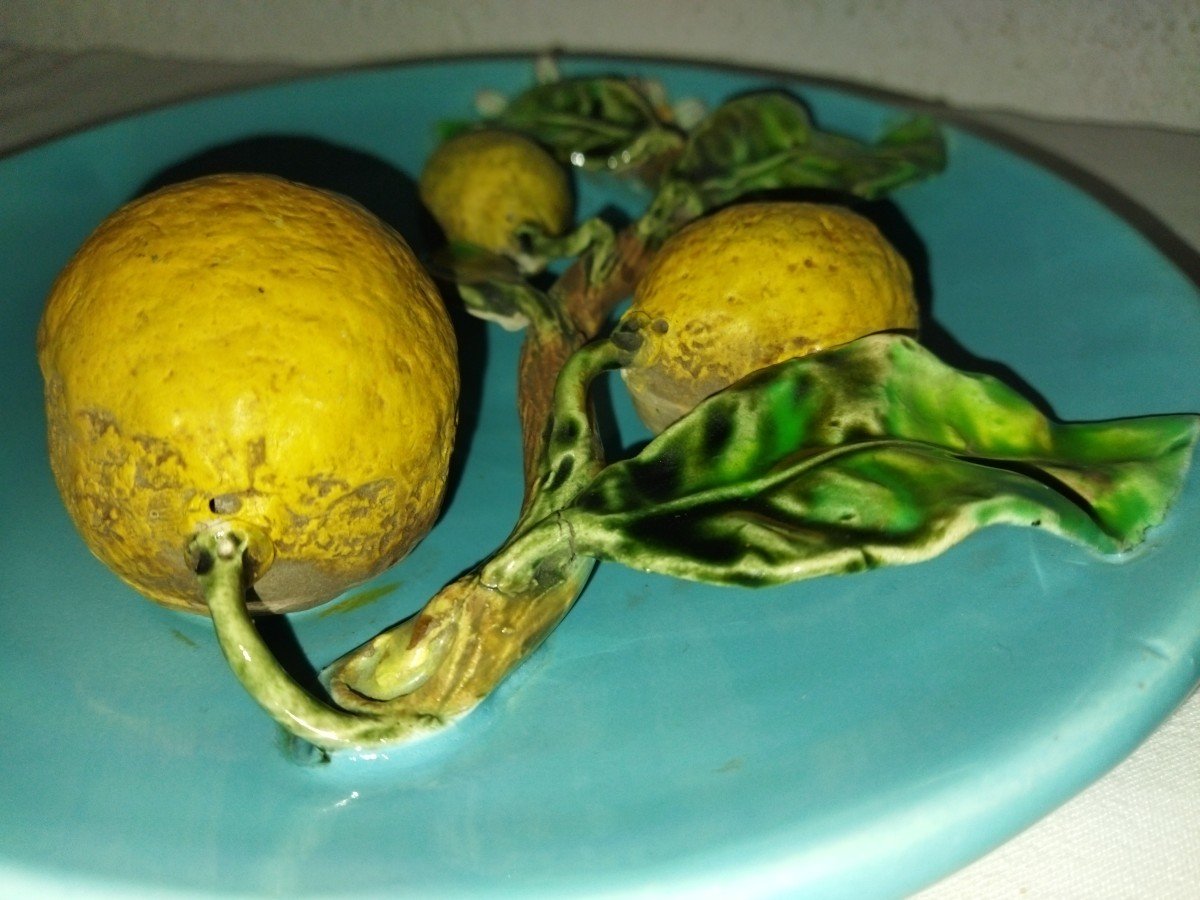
[322,331,634,724]
[318,278,639,726]
[552,181,705,338]
[190,526,441,751]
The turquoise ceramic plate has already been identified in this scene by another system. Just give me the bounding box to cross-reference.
[1,57,1197,899]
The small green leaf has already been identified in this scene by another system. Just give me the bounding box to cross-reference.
[673,91,814,185]
[494,76,682,175]
[561,334,1198,587]
[805,116,947,200]
[671,90,946,204]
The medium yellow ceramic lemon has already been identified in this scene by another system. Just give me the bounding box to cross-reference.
[418,128,572,255]
[38,174,459,615]
[621,201,919,432]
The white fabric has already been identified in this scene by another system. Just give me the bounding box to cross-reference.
[1,45,1196,899]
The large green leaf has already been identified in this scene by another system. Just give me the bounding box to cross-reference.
[560,334,1198,586]
[672,91,947,205]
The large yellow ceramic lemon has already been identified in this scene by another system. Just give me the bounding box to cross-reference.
[418,128,572,255]
[621,201,919,432]
[38,174,459,615]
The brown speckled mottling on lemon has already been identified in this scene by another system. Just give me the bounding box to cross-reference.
[620,201,918,432]
[37,174,459,614]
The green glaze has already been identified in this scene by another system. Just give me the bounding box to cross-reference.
[538,333,1198,588]
[326,333,631,707]
[672,91,814,184]
[673,92,946,205]
[433,216,618,287]
[191,528,445,756]
[520,216,619,286]
[516,333,637,526]
[427,242,546,331]
[317,283,628,721]
[492,75,685,180]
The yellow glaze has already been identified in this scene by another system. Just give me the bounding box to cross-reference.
[419,129,572,254]
[37,174,459,614]
[621,201,918,432]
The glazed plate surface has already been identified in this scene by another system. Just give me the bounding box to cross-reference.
[1,57,1197,898]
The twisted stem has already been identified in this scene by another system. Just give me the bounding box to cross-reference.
[191,527,445,756]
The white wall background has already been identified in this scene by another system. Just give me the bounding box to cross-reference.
[2,0,1197,130]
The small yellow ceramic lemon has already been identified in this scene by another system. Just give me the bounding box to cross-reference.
[38,174,459,614]
[620,201,918,432]
[418,128,572,255]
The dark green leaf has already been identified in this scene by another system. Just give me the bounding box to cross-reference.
[494,76,681,174]
[805,116,948,200]
[673,91,814,185]
[671,89,946,204]
[563,334,1198,586]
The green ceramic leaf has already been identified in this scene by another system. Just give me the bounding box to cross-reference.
[672,91,814,185]
[494,76,681,173]
[672,90,946,204]
[558,334,1199,587]
[805,116,948,200]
